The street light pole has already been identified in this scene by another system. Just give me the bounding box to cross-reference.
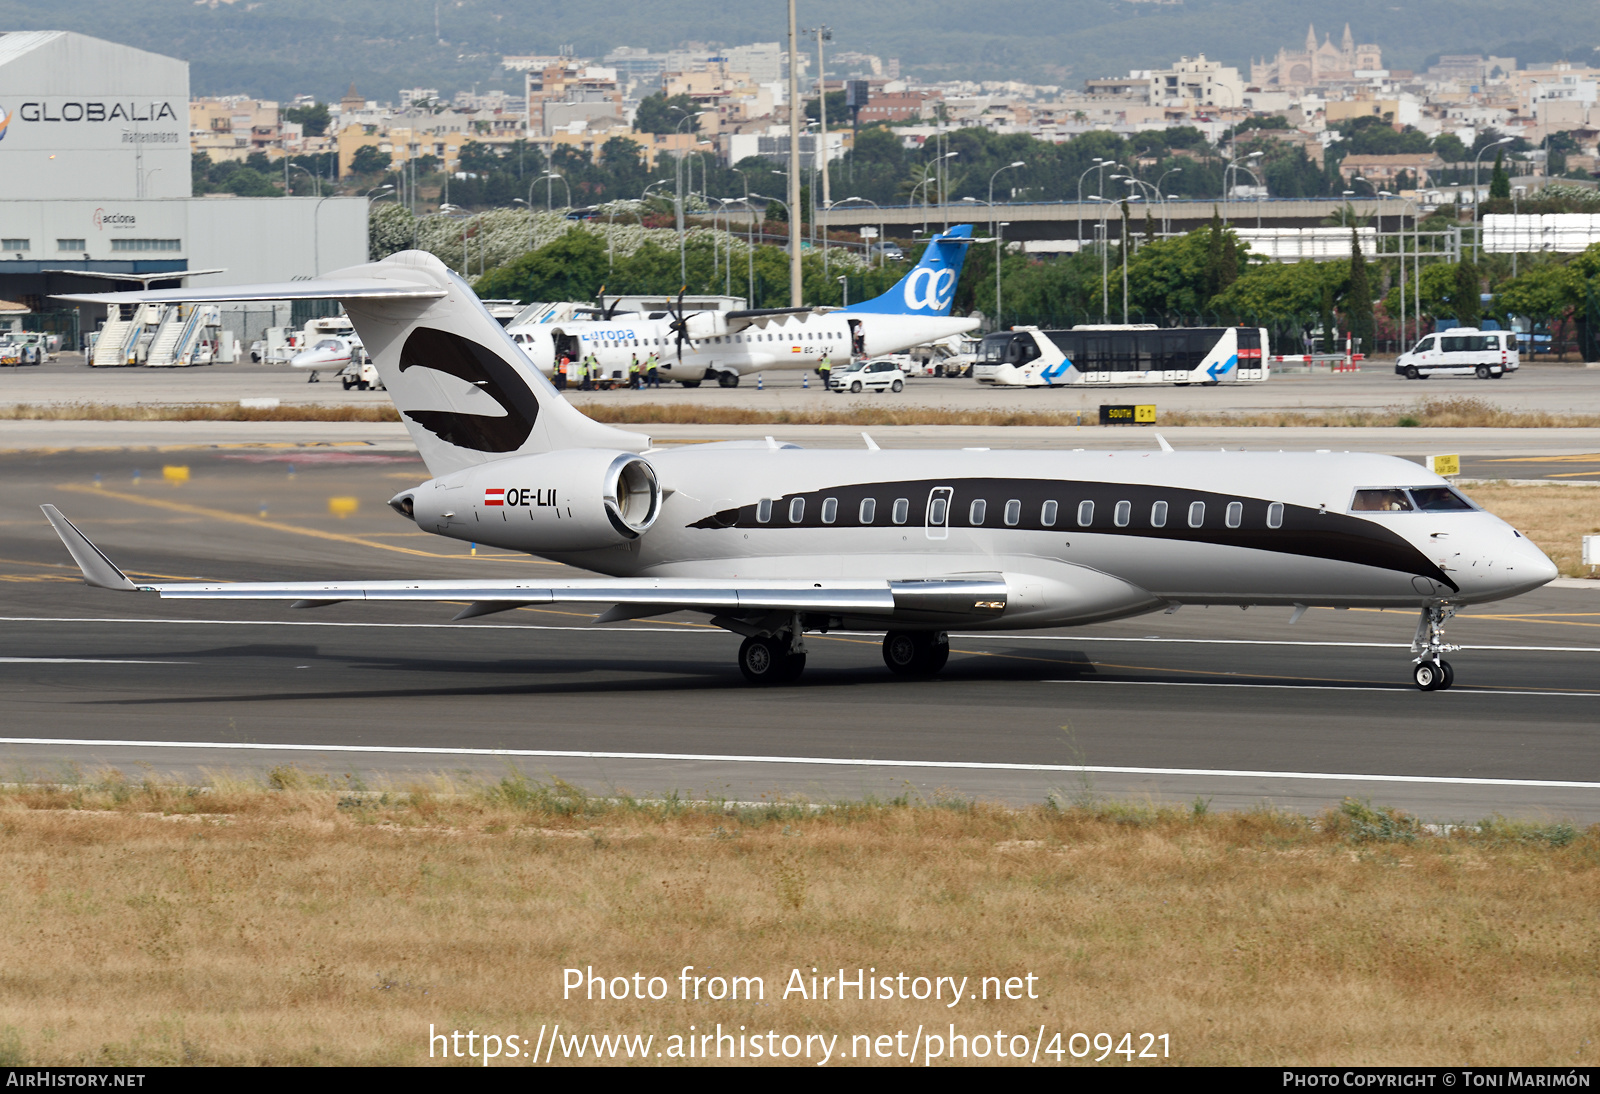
[997,220,1010,330]
[786,0,803,306]
[1472,136,1514,263]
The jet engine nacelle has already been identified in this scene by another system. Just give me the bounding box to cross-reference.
[392,450,661,552]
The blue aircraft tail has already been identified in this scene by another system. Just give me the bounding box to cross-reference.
[842,224,974,316]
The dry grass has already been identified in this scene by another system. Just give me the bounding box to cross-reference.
[4,396,1600,428]
[0,402,402,423]
[0,771,1594,1066]
[1466,484,1600,578]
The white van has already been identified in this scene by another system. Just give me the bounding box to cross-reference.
[1395,328,1519,380]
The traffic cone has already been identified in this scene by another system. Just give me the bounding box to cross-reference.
[802,374,808,389]
[757,373,764,390]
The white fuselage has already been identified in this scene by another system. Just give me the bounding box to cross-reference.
[508,310,978,383]
[406,447,1555,630]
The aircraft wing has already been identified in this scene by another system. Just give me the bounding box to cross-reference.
[53,279,446,305]
[42,506,1008,621]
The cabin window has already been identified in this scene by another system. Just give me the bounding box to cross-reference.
[892,498,910,524]
[821,497,838,524]
[1077,500,1094,527]
[1188,501,1205,527]
[756,498,772,523]
[969,499,987,525]
[928,497,946,524]
[1267,502,1284,528]
[1004,499,1021,526]
[1114,500,1131,527]
[789,497,805,523]
[1151,500,1168,527]
[1351,489,1413,513]
[1226,501,1242,528]
[859,498,876,523]
[1041,500,1058,527]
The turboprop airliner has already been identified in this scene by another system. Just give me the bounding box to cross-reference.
[504,225,981,388]
[46,251,1556,690]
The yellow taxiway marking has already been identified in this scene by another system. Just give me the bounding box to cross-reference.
[1485,453,1600,463]
[58,484,559,564]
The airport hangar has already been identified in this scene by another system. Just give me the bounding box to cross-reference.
[0,30,366,345]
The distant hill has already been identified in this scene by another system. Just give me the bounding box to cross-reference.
[1,0,1596,102]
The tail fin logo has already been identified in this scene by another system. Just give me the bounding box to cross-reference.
[0,107,11,142]
[903,266,957,312]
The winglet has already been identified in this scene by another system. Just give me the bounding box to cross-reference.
[39,505,138,591]
[1155,433,1174,453]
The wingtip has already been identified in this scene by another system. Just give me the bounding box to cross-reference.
[39,505,138,591]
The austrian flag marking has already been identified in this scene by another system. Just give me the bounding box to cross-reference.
[484,488,505,507]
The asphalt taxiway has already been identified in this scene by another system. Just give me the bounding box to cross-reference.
[2,445,1596,821]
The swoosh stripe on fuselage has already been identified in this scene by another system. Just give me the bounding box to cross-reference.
[687,475,1457,591]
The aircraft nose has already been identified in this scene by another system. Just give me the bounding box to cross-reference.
[1503,532,1559,594]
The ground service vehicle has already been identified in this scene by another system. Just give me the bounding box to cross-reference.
[976,325,1269,387]
[830,358,906,393]
[1395,329,1519,380]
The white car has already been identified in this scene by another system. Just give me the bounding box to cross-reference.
[830,358,906,393]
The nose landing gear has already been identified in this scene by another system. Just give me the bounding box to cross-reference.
[1411,603,1459,691]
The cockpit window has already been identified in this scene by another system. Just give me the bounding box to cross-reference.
[1409,487,1475,512]
[313,339,343,351]
[1351,489,1413,512]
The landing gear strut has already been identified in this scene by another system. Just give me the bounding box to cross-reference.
[1410,603,1459,691]
[882,630,949,677]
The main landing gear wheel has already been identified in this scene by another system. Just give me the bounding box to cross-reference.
[738,636,805,685]
[679,380,701,388]
[717,372,740,388]
[1410,604,1460,691]
[1412,660,1453,691]
[882,630,950,677]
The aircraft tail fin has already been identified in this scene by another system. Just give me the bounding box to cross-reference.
[842,224,974,317]
[56,251,650,477]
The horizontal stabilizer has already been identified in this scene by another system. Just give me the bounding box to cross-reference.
[53,279,446,306]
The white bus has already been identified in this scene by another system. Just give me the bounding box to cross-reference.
[975,324,1269,387]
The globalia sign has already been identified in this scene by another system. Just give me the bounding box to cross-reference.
[0,106,10,142]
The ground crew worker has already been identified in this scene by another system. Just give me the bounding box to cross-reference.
[818,353,832,391]
[580,355,593,391]
[629,353,641,389]
[646,350,660,388]
[556,355,569,391]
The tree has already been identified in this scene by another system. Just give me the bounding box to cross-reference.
[1433,133,1469,163]
[1346,230,1375,353]
[283,102,330,137]
[1204,208,1224,298]
[1321,281,1337,352]
[457,141,503,174]
[633,92,700,135]
[804,90,847,123]
[349,144,390,177]
[1492,263,1581,329]
[473,228,610,302]
[1452,261,1482,327]
[1490,150,1511,200]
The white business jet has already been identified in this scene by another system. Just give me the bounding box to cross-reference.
[504,225,982,388]
[46,251,1556,690]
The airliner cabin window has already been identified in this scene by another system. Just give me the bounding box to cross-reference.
[789,497,805,523]
[1041,500,1058,527]
[859,498,876,523]
[1267,502,1284,528]
[756,499,773,523]
[892,498,910,524]
[1151,500,1168,528]
[969,499,987,525]
[1004,500,1022,526]
[928,497,946,524]
[1226,501,1243,528]
[1351,489,1413,512]
[1114,501,1131,527]
[1077,500,1094,526]
[821,498,838,524]
[1188,501,1205,527]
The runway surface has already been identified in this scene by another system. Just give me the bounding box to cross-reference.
[3,446,1597,821]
